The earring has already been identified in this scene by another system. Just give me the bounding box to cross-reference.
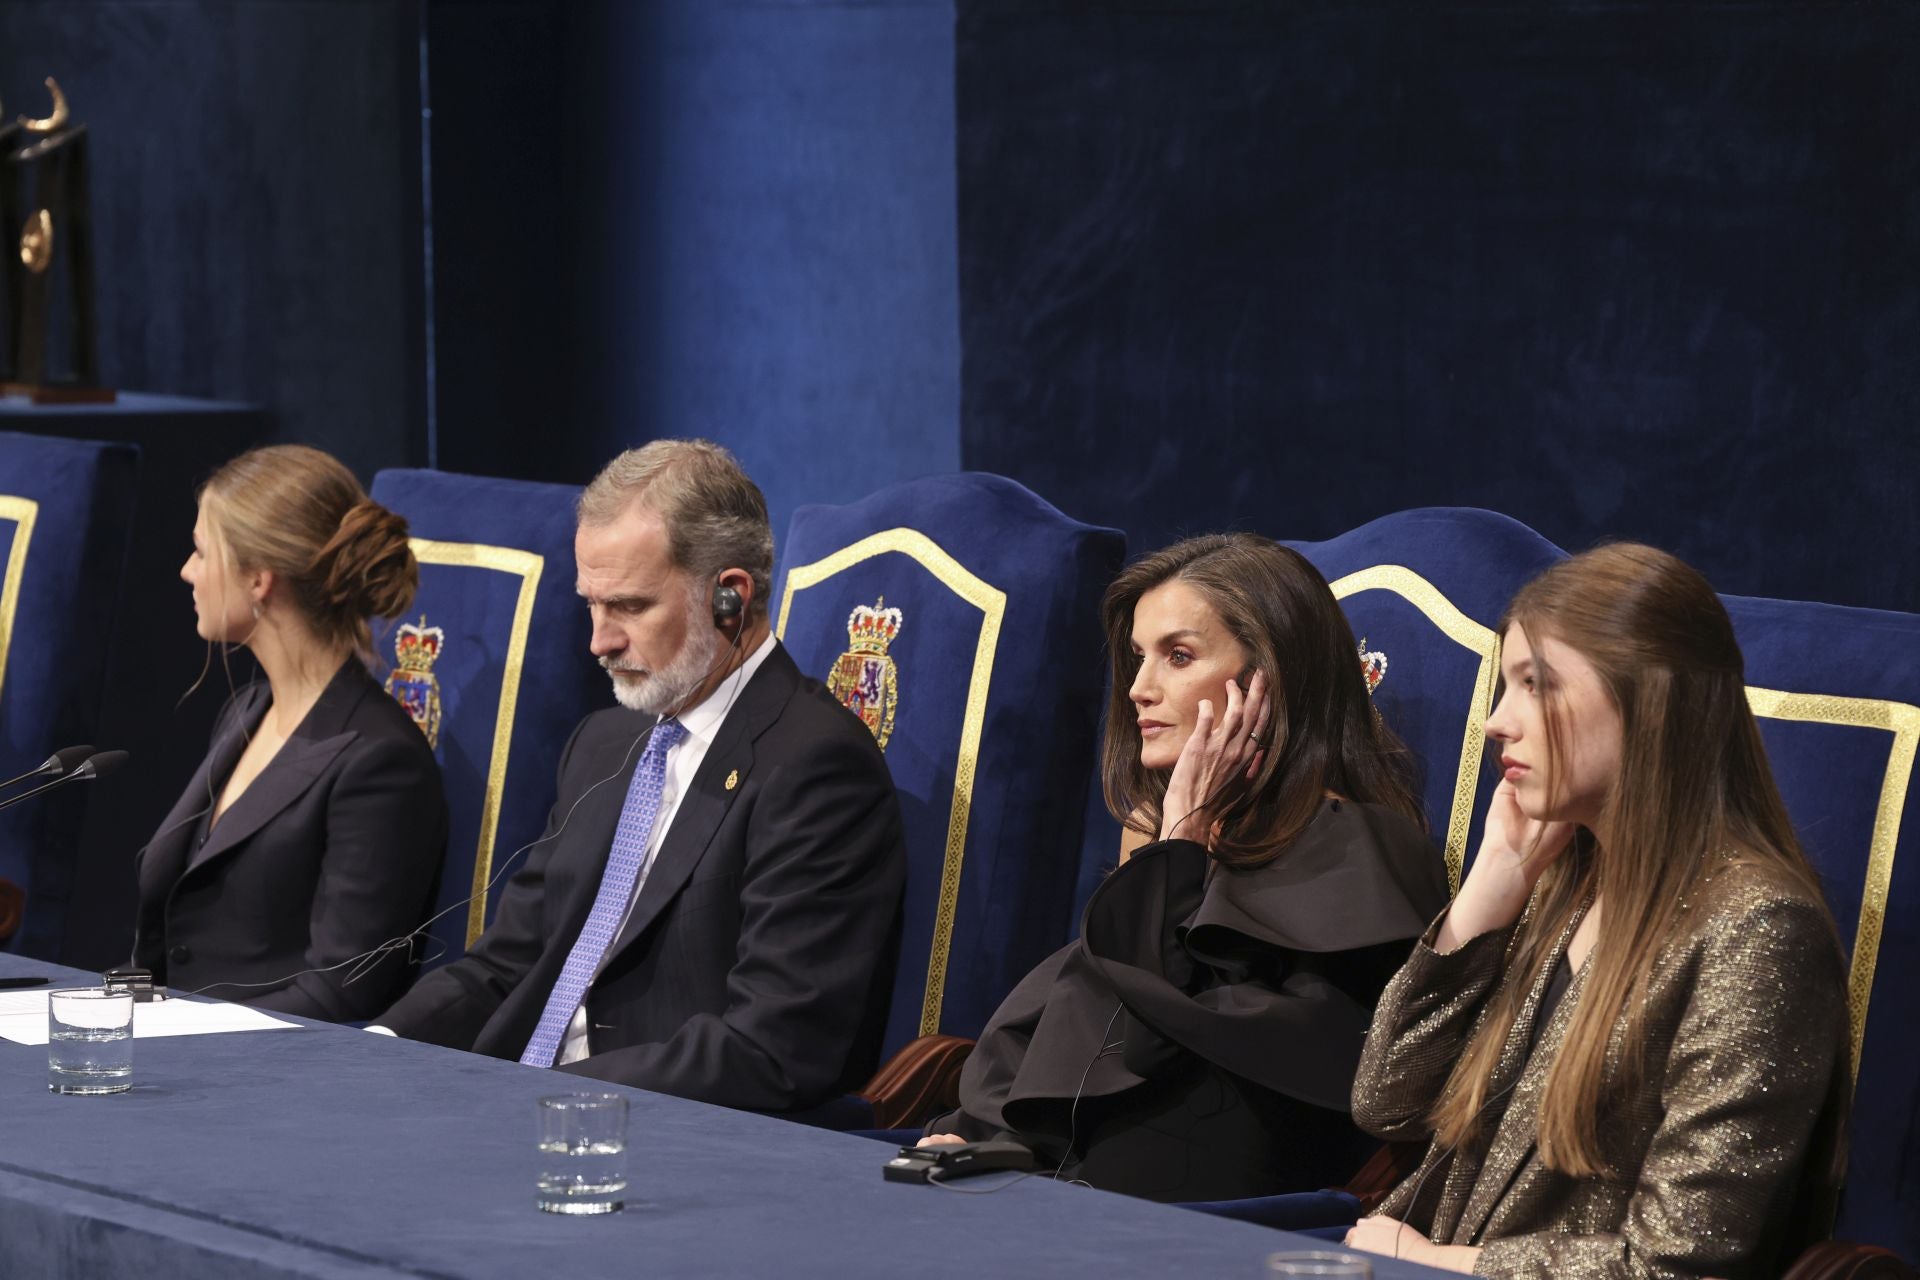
[250,602,262,621]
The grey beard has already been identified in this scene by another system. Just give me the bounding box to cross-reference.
[605,621,724,717]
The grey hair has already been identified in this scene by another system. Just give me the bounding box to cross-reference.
[578,439,775,617]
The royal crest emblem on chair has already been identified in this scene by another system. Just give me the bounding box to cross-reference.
[1357,637,1388,696]
[384,615,446,748]
[827,598,903,750]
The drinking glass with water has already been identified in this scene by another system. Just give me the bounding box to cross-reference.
[48,988,135,1095]
[1267,1251,1373,1277]
[535,1092,628,1214]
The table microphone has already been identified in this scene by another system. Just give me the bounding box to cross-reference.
[0,750,128,813]
[0,745,95,794]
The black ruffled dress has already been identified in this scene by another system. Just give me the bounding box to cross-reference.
[928,797,1447,1202]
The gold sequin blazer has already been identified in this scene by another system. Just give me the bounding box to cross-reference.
[1352,863,1850,1279]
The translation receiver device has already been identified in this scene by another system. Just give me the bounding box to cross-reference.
[883,1139,1036,1184]
[102,966,168,1003]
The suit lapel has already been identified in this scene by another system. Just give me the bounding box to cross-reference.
[1455,900,1592,1241]
[182,662,368,877]
[185,734,357,875]
[136,684,267,899]
[601,645,797,963]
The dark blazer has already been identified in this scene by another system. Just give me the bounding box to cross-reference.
[376,641,908,1113]
[932,798,1448,1200]
[133,659,447,1022]
[1354,859,1850,1279]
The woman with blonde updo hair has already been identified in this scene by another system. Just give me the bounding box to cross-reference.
[131,445,448,1022]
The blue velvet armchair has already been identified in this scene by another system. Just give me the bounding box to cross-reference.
[0,431,137,958]
[1175,508,1919,1269]
[774,472,1125,1126]
[367,469,606,970]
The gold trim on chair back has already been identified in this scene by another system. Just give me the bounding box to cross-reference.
[408,538,545,946]
[776,528,1006,1038]
[0,496,40,715]
[1329,565,1499,893]
[1745,688,1916,1082]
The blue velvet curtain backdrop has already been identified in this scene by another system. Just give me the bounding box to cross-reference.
[421,0,963,547]
[955,0,1920,614]
[1,1,1909,611]
[0,1,427,480]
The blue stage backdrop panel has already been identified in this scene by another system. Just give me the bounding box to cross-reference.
[955,0,1920,615]
[0,4,426,480]
[0,432,138,959]
[546,0,962,549]
[777,473,1125,1052]
[369,469,606,969]
[1213,506,1919,1259]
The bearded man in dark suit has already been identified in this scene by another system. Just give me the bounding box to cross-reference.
[372,440,905,1112]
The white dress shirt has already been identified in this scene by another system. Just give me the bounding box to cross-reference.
[553,631,775,1065]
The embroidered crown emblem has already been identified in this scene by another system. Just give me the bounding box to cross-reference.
[828,596,903,750]
[845,599,904,655]
[384,614,446,748]
[1357,637,1388,697]
[393,616,445,673]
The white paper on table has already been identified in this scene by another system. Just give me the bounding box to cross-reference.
[0,992,298,1045]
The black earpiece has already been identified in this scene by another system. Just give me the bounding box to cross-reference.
[712,582,744,630]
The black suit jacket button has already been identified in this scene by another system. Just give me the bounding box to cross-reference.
[169,944,192,964]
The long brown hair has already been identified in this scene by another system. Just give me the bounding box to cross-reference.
[1429,543,1834,1175]
[1100,534,1424,868]
[200,445,417,656]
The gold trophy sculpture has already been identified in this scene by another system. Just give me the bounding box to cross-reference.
[3,78,113,402]
[0,90,21,382]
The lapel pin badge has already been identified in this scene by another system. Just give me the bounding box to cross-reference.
[724,769,739,792]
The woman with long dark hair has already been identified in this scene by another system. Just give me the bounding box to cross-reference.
[1345,543,1849,1276]
[919,533,1448,1201]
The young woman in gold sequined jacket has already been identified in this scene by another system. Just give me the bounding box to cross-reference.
[1344,543,1849,1278]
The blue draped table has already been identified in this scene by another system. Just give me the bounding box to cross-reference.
[0,954,1450,1279]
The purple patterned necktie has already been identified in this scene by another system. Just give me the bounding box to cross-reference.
[519,718,687,1068]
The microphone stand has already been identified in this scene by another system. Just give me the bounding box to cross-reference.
[0,753,125,813]
[0,745,92,794]
[0,775,88,813]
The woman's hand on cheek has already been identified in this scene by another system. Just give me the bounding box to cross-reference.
[1157,671,1267,846]
[1242,670,1270,781]
[1439,779,1577,950]
[1481,778,1576,879]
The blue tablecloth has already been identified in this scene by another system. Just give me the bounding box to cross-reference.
[0,955,1451,1279]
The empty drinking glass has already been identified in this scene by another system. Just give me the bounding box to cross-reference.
[47,988,134,1095]
[1267,1251,1373,1277]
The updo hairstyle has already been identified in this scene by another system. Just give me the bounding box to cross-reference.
[198,445,417,655]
